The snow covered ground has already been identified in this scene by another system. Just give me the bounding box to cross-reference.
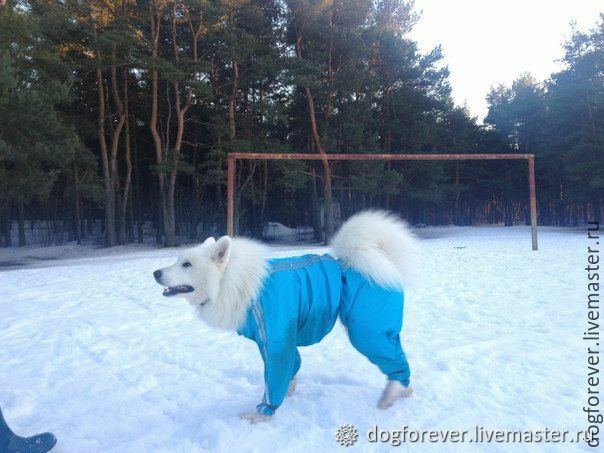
[0,226,593,452]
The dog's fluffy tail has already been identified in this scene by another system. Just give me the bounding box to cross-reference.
[330,210,419,290]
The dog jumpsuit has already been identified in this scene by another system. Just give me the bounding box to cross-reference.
[236,254,411,416]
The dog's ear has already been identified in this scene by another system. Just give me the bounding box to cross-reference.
[211,236,231,264]
[202,236,216,245]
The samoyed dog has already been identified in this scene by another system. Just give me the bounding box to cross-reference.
[154,211,418,423]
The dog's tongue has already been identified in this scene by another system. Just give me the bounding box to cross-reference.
[162,285,194,297]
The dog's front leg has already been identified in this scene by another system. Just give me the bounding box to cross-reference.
[240,338,297,423]
[241,342,296,423]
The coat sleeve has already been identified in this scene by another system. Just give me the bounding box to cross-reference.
[250,297,298,416]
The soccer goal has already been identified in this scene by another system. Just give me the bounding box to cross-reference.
[226,152,538,251]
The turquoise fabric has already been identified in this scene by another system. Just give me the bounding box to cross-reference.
[339,267,411,386]
[237,254,410,416]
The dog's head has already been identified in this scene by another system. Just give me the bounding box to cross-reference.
[153,236,231,306]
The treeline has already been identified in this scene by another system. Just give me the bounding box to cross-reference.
[0,1,602,247]
[485,22,603,227]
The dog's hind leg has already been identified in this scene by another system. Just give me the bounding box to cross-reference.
[340,272,412,409]
[287,348,301,396]
[287,379,297,396]
[377,380,413,409]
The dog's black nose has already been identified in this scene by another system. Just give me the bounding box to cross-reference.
[153,269,162,280]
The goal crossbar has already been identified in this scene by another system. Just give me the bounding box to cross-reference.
[226,152,538,250]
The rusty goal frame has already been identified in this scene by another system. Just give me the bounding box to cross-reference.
[226,152,538,250]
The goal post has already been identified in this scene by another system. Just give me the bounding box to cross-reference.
[226,152,538,251]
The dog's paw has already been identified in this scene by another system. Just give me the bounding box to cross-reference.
[287,379,297,396]
[240,412,272,424]
[377,381,413,410]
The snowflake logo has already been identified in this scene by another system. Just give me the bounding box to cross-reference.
[335,423,359,447]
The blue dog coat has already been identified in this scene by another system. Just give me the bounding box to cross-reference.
[237,254,411,415]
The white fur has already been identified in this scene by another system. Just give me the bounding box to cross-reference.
[155,236,268,330]
[240,412,272,423]
[330,210,419,290]
[377,380,413,410]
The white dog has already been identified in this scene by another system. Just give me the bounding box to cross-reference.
[154,211,418,422]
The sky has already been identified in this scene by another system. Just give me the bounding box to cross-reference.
[410,0,604,121]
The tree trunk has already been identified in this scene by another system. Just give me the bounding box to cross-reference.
[119,68,132,244]
[163,90,185,247]
[17,201,26,247]
[591,196,601,223]
[107,53,126,245]
[229,59,239,147]
[570,203,578,227]
[454,162,461,225]
[295,35,334,241]
[1,206,11,247]
[310,167,322,241]
[132,110,144,243]
[557,201,566,226]
[385,85,392,152]
[164,176,177,246]
[260,160,268,228]
[96,62,117,247]
[321,159,334,241]
[149,1,198,247]
[149,4,168,246]
[74,163,82,244]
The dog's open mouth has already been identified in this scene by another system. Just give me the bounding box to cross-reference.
[162,285,194,297]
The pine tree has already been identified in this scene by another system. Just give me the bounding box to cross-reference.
[0,1,85,246]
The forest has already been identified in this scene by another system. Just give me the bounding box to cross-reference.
[0,0,602,247]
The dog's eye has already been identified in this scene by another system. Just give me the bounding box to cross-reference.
[182,261,192,268]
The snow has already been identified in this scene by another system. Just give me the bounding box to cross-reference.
[0,226,592,452]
